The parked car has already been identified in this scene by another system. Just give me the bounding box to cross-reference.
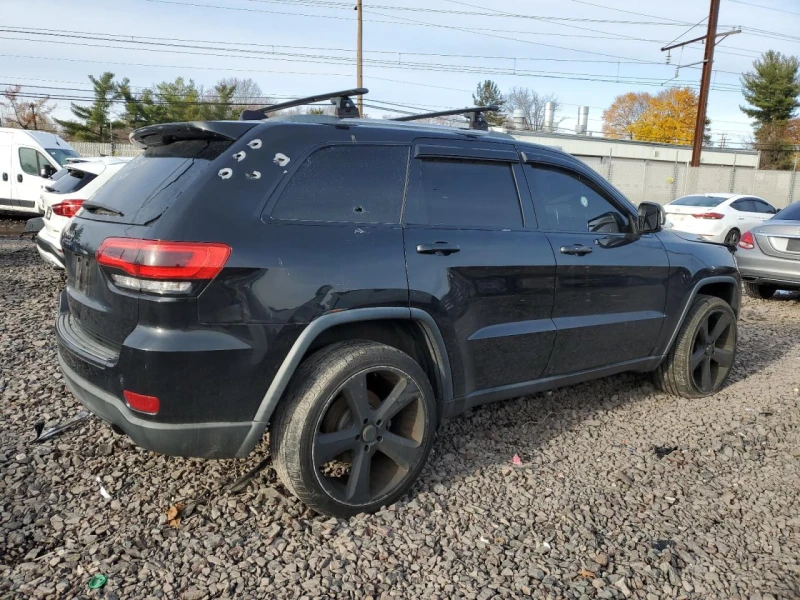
[35,158,131,269]
[55,93,740,517]
[664,193,777,246]
[0,128,79,214]
[736,202,800,298]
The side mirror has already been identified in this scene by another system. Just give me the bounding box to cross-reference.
[638,202,665,234]
[39,165,56,179]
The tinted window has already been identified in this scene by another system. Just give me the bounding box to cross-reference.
[527,165,630,233]
[671,195,727,207]
[409,158,522,228]
[731,199,755,212]
[272,146,409,223]
[18,148,49,176]
[773,203,800,220]
[85,139,230,224]
[752,199,776,214]
[47,169,98,194]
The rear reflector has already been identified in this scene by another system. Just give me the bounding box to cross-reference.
[738,231,755,250]
[123,390,160,415]
[692,212,725,220]
[52,199,85,218]
[111,274,192,294]
[96,238,231,280]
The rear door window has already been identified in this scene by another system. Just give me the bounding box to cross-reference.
[731,199,756,212]
[47,169,98,194]
[271,145,409,224]
[83,139,230,224]
[407,158,523,229]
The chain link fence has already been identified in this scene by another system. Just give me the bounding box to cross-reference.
[70,142,800,209]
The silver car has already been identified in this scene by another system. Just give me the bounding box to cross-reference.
[736,202,800,298]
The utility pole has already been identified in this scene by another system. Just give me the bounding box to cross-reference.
[356,0,363,117]
[660,0,739,167]
[29,103,38,130]
[691,0,720,167]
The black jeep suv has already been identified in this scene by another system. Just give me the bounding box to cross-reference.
[56,92,740,517]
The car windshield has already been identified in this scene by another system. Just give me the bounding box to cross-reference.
[772,203,800,221]
[670,195,728,208]
[45,148,80,166]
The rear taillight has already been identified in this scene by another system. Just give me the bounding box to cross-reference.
[692,212,725,220]
[51,200,84,217]
[738,231,755,250]
[96,238,231,294]
[123,390,160,415]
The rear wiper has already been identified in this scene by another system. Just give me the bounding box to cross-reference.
[82,202,124,217]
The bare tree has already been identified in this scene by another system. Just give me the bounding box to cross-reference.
[505,87,561,131]
[217,77,267,110]
[1,85,56,130]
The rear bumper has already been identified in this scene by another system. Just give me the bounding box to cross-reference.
[58,353,254,458]
[736,251,800,288]
[35,229,65,269]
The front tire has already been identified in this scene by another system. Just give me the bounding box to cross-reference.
[744,282,777,299]
[655,295,737,398]
[270,340,437,518]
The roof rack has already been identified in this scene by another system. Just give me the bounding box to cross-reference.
[391,105,500,131]
[240,88,368,121]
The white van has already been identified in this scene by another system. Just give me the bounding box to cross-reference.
[0,128,80,214]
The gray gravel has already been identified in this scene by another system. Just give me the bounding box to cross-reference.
[2,243,800,600]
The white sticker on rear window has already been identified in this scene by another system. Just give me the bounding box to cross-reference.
[248,139,262,150]
[218,168,233,179]
[273,153,290,167]
[233,151,246,162]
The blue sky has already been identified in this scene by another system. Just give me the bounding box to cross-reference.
[2,0,798,147]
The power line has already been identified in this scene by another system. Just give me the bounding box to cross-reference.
[728,0,800,16]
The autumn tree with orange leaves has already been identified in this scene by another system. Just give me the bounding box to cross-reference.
[602,92,651,140]
[602,87,711,145]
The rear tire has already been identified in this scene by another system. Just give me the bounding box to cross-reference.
[724,229,740,246]
[270,340,436,518]
[655,294,737,398]
[744,282,777,299]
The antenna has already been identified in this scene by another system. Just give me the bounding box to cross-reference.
[391,105,500,131]
[240,88,368,121]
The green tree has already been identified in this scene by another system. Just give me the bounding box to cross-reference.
[55,72,123,141]
[472,80,505,126]
[741,51,800,169]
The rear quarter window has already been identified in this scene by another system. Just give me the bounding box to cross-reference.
[270,145,409,224]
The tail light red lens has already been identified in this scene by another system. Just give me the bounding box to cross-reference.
[692,212,725,220]
[51,199,84,218]
[123,390,160,415]
[96,238,231,280]
[738,231,755,250]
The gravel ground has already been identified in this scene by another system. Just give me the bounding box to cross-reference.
[1,242,800,600]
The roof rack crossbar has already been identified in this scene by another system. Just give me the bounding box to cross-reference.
[391,105,500,131]
[240,88,368,121]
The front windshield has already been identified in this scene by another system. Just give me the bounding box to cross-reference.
[45,148,80,166]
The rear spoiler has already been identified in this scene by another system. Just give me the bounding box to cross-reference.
[130,121,258,149]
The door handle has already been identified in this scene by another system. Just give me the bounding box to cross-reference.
[416,242,461,256]
[560,244,593,256]
[1,173,7,182]
[16,174,22,183]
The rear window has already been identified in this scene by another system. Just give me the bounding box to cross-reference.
[83,140,230,224]
[47,169,98,194]
[671,195,727,208]
[773,203,800,221]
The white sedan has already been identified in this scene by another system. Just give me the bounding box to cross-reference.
[664,193,777,246]
[35,158,131,268]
